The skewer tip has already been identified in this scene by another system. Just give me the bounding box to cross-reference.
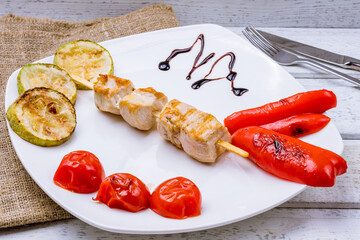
[217,140,249,158]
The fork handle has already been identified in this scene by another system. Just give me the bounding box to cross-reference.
[298,58,360,86]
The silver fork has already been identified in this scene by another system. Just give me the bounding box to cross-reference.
[242,26,360,86]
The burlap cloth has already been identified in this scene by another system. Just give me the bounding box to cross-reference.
[0,4,178,228]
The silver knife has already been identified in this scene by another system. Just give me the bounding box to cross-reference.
[258,30,360,72]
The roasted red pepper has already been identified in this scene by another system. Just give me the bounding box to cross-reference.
[260,114,331,138]
[232,126,347,187]
[224,89,337,134]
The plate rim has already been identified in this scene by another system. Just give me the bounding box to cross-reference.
[4,23,343,234]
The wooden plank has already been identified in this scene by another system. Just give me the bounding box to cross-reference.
[1,209,360,239]
[1,2,359,234]
[1,0,360,28]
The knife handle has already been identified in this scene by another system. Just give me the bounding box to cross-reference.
[299,58,360,87]
[345,62,360,72]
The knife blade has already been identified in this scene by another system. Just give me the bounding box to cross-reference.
[258,30,360,72]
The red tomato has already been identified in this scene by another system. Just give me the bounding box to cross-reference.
[150,177,201,219]
[53,150,105,193]
[93,173,150,212]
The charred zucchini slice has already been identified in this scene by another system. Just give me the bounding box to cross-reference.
[54,40,114,90]
[17,63,77,104]
[6,87,76,147]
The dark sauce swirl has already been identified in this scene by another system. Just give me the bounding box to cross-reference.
[159,34,248,96]
[159,34,215,81]
[191,52,248,96]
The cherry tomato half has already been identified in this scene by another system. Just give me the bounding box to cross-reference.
[93,173,150,212]
[53,150,105,193]
[150,177,202,219]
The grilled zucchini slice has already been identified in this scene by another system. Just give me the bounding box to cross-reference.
[17,63,77,104]
[6,87,76,147]
[54,40,114,90]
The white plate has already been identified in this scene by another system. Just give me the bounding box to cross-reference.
[5,24,343,234]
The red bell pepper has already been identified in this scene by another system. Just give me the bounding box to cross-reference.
[260,113,331,138]
[224,89,337,134]
[232,126,347,187]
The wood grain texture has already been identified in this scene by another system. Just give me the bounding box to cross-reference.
[1,0,360,28]
[1,209,360,239]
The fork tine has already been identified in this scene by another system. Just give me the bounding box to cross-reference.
[242,30,274,57]
[243,27,277,56]
[245,26,278,56]
[242,30,273,56]
[247,26,276,49]
[247,26,279,54]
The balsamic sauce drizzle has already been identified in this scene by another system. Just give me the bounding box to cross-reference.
[191,52,248,96]
[159,34,248,96]
[159,34,215,80]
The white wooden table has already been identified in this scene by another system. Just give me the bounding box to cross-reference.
[1,1,360,239]
[1,26,359,240]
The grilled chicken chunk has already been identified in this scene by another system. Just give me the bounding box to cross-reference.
[119,87,168,130]
[157,99,231,163]
[94,74,134,114]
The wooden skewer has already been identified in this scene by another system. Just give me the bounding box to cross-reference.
[74,78,94,90]
[216,139,249,158]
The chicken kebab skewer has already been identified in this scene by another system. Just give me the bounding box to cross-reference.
[90,74,249,162]
[82,75,347,188]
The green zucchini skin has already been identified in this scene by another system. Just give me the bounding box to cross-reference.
[17,63,77,104]
[54,40,114,90]
[6,87,77,147]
